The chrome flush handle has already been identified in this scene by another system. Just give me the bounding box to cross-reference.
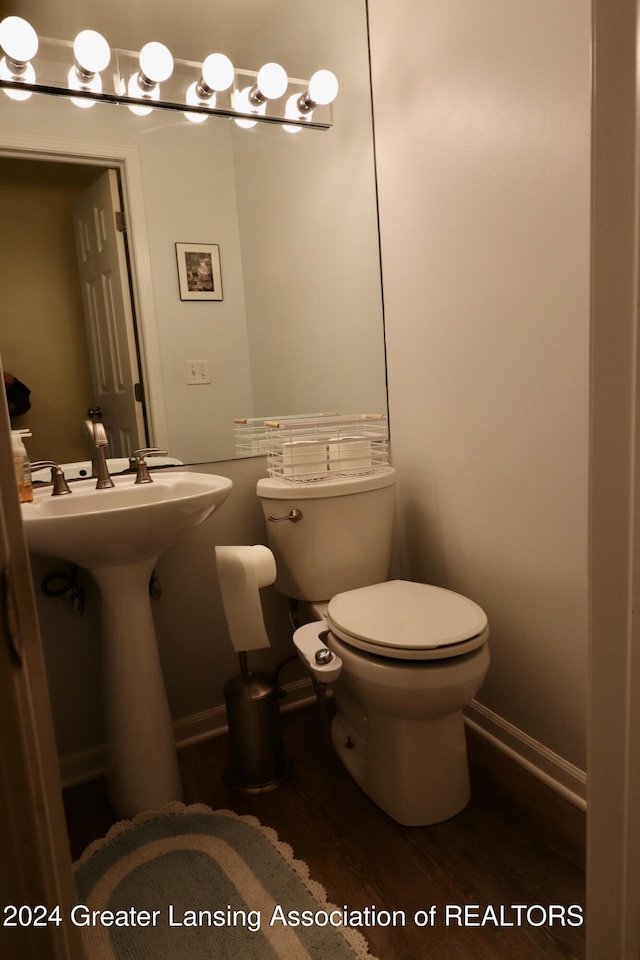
[267,508,303,523]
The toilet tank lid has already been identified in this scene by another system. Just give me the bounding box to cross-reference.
[256,466,396,499]
[327,580,488,652]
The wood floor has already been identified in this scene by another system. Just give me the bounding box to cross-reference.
[63,703,586,960]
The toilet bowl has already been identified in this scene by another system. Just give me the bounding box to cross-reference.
[295,580,489,825]
[257,467,490,826]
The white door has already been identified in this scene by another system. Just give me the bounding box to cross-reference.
[72,169,146,457]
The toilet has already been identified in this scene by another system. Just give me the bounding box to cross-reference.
[256,465,489,826]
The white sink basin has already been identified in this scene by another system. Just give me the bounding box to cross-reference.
[22,470,232,569]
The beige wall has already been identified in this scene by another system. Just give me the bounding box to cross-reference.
[368,0,591,769]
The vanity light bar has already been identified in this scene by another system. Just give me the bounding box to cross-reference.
[0,20,337,130]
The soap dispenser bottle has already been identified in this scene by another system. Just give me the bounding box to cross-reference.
[11,429,33,503]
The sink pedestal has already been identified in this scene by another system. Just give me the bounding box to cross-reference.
[93,558,182,819]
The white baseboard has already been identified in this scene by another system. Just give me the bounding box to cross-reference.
[60,683,588,813]
[465,700,587,811]
[173,677,317,749]
[59,677,317,789]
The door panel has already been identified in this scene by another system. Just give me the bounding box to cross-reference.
[72,170,146,457]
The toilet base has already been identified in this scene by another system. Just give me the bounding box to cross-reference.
[331,708,471,826]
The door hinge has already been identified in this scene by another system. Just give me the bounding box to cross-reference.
[115,210,126,233]
[134,382,145,403]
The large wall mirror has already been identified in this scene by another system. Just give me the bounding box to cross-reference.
[0,0,387,466]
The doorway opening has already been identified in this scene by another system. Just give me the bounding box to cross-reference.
[0,156,148,464]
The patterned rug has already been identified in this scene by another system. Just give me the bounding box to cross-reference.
[74,802,379,959]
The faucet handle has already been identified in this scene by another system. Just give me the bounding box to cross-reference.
[31,461,72,496]
[130,448,169,484]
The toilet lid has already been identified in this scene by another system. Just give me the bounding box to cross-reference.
[327,580,489,661]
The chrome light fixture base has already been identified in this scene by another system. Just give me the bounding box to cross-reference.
[0,32,335,131]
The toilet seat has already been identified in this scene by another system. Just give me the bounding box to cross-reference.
[327,579,489,661]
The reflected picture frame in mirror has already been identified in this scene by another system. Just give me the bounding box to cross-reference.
[176,243,223,302]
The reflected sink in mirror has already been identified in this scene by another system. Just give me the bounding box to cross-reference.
[20,469,233,819]
[22,471,232,569]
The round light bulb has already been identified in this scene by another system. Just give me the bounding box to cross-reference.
[127,73,155,115]
[283,93,303,133]
[67,63,102,107]
[73,30,110,75]
[0,16,38,63]
[201,52,234,92]
[185,81,210,123]
[308,69,338,106]
[0,56,34,99]
[256,62,287,100]
[139,41,173,84]
[232,86,258,128]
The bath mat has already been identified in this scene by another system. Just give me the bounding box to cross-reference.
[73,801,379,959]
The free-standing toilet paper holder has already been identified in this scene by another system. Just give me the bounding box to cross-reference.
[215,545,289,793]
[223,650,289,793]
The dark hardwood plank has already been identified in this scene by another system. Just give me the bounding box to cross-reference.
[64,704,585,959]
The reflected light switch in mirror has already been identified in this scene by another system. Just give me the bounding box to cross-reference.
[186,360,211,384]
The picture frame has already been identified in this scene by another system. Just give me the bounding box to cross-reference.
[175,243,223,301]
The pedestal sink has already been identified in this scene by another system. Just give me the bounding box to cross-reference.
[21,471,233,818]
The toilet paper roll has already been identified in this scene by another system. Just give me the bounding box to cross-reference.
[327,437,372,475]
[215,545,277,652]
[281,439,328,480]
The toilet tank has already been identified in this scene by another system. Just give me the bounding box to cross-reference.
[256,466,396,601]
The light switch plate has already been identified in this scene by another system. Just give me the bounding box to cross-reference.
[185,361,211,384]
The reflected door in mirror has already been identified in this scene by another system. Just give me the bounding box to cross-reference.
[72,169,146,456]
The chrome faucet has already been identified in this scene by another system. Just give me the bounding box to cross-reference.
[81,418,115,489]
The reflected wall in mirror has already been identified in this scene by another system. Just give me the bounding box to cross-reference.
[0,0,387,466]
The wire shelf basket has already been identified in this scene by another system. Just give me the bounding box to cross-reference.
[260,413,389,482]
[234,413,338,459]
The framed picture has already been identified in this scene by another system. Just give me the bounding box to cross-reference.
[175,243,223,301]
